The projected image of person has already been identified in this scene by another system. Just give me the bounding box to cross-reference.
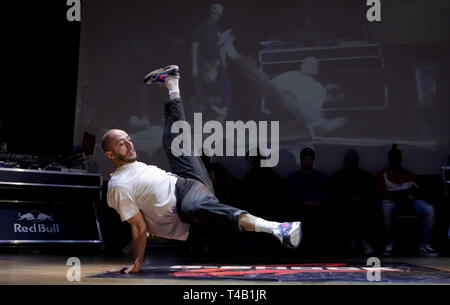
[191,3,233,122]
[193,61,231,123]
[191,3,229,79]
[192,3,222,77]
[272,57,336,136]
[103,65,302,274]
[218,31,347,140]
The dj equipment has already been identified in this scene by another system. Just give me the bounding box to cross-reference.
[0,167,103,244]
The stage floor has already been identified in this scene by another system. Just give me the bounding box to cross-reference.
[1,251,449,285]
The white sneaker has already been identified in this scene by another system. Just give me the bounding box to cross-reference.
[144,65,180,85]
[273,221,302,249]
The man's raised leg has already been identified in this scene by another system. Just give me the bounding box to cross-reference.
[144,65,214,193]
[144,65,302,249]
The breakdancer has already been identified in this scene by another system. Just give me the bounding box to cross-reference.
[104,65,301,273]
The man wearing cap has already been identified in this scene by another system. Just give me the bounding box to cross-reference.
[191,3,232,121]
[191,3,226,78]
[287,147,328,211]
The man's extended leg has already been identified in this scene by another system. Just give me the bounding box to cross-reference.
[176,178,302,249]
[239,213,302,249]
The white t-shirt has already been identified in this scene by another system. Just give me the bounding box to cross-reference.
[107,161,190,241]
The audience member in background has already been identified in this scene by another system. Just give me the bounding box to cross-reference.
[200,153,234,205]
[376,144,438,257]
[287,147,328,253]
[329,149,376,255]
[239,149,287,220]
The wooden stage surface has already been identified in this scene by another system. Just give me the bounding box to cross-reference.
[1,250,449,285]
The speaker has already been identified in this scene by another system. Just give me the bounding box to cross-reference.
[0,168,103,244]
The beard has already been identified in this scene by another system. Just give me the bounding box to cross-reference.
[117,150,137,163]
[119,155,137,163]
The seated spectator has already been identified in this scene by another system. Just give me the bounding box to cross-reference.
[376,144,438,257]
[201,153,235,205]
[287,147,328,252]
[239,149,287,219]
[329,149,376,255]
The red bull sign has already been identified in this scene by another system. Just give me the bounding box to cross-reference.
[0,168,103,244]
[14,223,60,233]
[13,210,60,234]
[0,202,102,244]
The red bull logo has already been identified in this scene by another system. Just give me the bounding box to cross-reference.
[18,212,36,221]
[13,223,60,233]
[17,211,54,223]
[14,210,60,234]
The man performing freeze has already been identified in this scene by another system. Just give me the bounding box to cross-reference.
[103,65,302,273]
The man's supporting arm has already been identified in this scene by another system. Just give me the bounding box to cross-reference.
[127,211,147,273]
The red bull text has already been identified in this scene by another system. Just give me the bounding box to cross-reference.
[13,223,60,233]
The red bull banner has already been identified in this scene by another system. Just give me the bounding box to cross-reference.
[0,202,102,243]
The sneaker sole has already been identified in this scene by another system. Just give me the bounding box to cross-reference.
[285,222,302,249]
[144,65,179,85]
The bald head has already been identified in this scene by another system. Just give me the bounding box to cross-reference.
[300,57,319,76]
[101,129,123,152]
[102,129,137,168]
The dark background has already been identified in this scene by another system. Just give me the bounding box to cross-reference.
[3,1,80,155]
